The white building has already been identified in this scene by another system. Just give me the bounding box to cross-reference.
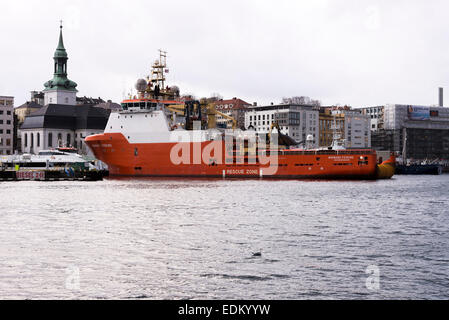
[0,96,14,155]
[383,104,449,130]
[332,109,371,148]
[20,25,110,155]
[361,106,384,131]
[244,104,319,147]
[21,105,110,154]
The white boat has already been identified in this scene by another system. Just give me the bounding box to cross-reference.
[0,149,95,171]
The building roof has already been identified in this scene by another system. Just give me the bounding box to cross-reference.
[95,101,122,111]
[213,98,251,110]
[76,96,105,105]
[20,104,110,130]
[15,101,44,110]
[246,104,318,112]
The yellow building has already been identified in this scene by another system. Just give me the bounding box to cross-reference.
[319,107,345,147]
[14,101,43,125]
[319,106,371,149]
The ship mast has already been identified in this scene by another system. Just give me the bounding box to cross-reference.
[150,50,167,92]
[402,127,407,165]
[330,115,345,150]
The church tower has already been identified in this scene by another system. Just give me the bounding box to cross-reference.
[43,23,78,105]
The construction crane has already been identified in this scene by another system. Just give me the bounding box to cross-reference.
[165,104,186,115]
[164,101,238,130]
[203,102,237,130]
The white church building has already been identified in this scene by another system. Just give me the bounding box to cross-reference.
[20,25,110,154]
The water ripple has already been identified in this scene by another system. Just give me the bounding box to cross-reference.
[1,175,449,299]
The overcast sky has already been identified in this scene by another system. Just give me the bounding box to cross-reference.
[1,0,448,108]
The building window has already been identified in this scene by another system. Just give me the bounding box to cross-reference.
[58,133,62,147]
[30,133,34,148]
[65,97,69,104]
[48,132,53,147]
[24,133,28,147]
[67,133,71,147]
[37,133,40,147]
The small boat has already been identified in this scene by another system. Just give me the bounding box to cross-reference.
[396,164,443,175]
[396,128,443,175]
[1,149,95,171]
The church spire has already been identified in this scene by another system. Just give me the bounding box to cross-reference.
[43,23,78,105]
[57,21,65,51]
[54,21,68,60]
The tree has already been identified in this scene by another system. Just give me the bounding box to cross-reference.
[209,93,223,102]
[282,96,321,106]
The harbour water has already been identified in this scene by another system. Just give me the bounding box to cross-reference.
[1,175,448,300]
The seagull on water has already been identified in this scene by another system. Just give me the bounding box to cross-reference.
[252,250,262,257]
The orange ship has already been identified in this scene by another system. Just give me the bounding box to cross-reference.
[85,51,394,180]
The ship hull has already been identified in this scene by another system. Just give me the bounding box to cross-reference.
[86,133,378,179]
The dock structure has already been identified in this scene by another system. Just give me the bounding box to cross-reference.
[0,169,106,182]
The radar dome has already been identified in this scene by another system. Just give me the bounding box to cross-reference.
[135,79,148,92]
[169,86,180,96]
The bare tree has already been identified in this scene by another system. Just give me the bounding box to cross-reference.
[209,92,223,102]
[282,96,321,106]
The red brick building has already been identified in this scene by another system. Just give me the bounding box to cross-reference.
[212,98,252,129]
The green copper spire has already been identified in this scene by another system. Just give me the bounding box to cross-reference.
[54,24,67,58]
[44,22,77,92]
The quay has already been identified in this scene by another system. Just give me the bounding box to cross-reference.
[0,169,106,182]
